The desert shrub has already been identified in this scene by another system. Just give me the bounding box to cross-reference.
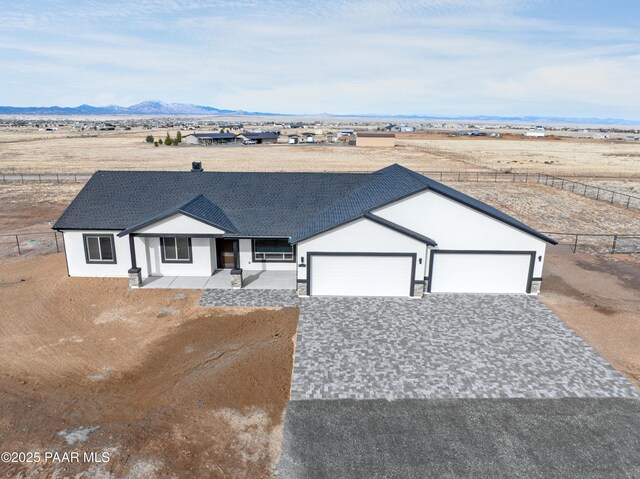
[145,135,154,143]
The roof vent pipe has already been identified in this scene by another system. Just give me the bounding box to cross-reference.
[191,161,203,172]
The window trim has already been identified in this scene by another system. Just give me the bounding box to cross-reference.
[160,236,193,264]
[252,238,295,263]
[83,233,117,264]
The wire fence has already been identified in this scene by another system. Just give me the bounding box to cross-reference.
[0,232,64,258]
[541,233,640,254]
[537,174,640,211]
[0,172,92,183]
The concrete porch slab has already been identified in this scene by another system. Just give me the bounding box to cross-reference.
[141,269,296,290]
[141,276,176,288]
[170,276,210,289]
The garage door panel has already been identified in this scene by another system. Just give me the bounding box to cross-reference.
[430,252,532,294]
[310,255,413,297]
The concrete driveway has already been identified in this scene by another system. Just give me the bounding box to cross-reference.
[291,295,638,399]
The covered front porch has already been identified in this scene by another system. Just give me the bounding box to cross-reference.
[140,269,296,290]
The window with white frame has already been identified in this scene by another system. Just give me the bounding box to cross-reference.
[253,239,294,262]
[161,237,192,263]
[84,234,116,263]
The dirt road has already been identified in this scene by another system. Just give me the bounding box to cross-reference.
[0,254,298,478]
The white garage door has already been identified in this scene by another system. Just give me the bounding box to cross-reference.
[309,254,413,297]
[430,252,532,294]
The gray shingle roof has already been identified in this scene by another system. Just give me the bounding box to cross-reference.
[53,164,556,244]
[118,194,237,236]
[190,133,237,139]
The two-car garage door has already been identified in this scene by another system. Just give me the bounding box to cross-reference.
[429,251,534,294]
[309,254,414,297]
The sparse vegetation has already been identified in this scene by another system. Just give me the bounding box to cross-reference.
[164,132,173,146]
[145,135,154,143]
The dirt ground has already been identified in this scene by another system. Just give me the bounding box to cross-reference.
[0,130,480,174]
[0,254,298,478]
[541,247,640,388]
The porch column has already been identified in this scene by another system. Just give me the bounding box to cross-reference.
[127,234,142,289]
[230,239,243,289]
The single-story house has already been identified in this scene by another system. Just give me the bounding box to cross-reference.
[302,132,315,143]
[237,132,280,144]
[183,133,238,145]
[356,132,396,147]
[288,135,300,144]
[53,163,556,297]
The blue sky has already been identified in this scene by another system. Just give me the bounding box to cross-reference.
[1,0,639,118]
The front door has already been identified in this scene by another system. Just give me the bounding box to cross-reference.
[216,239,236,269]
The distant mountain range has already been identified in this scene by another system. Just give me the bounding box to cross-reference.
[0,101,281,117]
[0,100,638,126]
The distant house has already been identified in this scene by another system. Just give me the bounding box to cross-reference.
[356,132,396,148]
[184,133,238,145]
[237,132,280,144]
[524,126,546,138]
[337,129,355,137]
[288,135,300,144]
[302,132,315,143]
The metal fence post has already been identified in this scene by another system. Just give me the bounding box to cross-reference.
[627,196,632,209]
[611,192,615,204]
[15,235,21,255]
[20,173,24,183]
[573,234,578,253]
[611,235,617,254]
[54,232,60,253]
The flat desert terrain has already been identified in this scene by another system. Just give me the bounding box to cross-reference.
[1,129,639,175]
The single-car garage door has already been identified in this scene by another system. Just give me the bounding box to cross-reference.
[429,251,534,294]
[309,253,415,297]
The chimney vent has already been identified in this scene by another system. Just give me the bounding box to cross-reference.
[191,161,203,172]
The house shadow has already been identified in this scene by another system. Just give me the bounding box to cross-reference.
[242,270,266,287]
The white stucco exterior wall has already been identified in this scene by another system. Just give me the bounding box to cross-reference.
[239,239,297,271]
[63,230,131,277]
[296,218,428,281]
[373,190,547,278]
